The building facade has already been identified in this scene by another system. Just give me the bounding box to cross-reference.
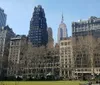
[47,27,54,48]
[72,16,100,80]
[15,45,60,79]
[58,14,68,43]
[7,35,28,77]
[0,8,7,28]
[28,5,48,47]
[59,37,73,79]
[72,16,100,37]
[0,26,15,78]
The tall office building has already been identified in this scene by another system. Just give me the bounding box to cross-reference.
[58,14,68,43]
[28,5,48,47]
[0,26,15,78]
[0,8,7,28]
[47,27,54,48]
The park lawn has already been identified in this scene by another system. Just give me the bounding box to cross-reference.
[0,81,88,85]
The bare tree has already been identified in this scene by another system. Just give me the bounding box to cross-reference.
[84,36,100,79]
[72,35,93,80]
[21,42,60,79]
[72,35,100,80]
[21,42,47,79]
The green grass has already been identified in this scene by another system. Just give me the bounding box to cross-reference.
[0,81,88,85]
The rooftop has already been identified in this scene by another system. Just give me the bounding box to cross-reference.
[11,35,26,40]
[0,7,4,12]
[72,16,100,25]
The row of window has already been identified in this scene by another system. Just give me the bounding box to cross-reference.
[11,41,20,45]
[61,65,71,68]
[60,42,71,46]
[61,55,71,58]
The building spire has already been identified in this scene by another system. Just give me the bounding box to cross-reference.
[61,13,64,23]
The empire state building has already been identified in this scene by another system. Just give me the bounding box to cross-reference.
[57,14,68,43]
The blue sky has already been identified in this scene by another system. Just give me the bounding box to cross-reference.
[0,0,100,43]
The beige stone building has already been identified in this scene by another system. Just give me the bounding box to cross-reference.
[59,37,73,79]
[7,35,28,77]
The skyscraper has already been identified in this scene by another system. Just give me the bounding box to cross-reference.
[57,14,68,43]
[0,8,7,28]
[47,27,54,48]
[28,5,48,47]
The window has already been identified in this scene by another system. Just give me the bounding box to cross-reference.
[61,42,63,45]
[11,42,13,45]
[61,56,64,58]
[65,42,67,45]
[68,42,70,45]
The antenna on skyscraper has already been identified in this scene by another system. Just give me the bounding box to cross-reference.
[61,12,64,23]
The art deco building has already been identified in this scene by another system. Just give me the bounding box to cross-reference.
[0,26,15,78]
[58,14,68,44]
[0,8,7,28]
[59,37,73,79]
[28,5,48,47]
[7,35,28,77]
[47,27,54,48]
